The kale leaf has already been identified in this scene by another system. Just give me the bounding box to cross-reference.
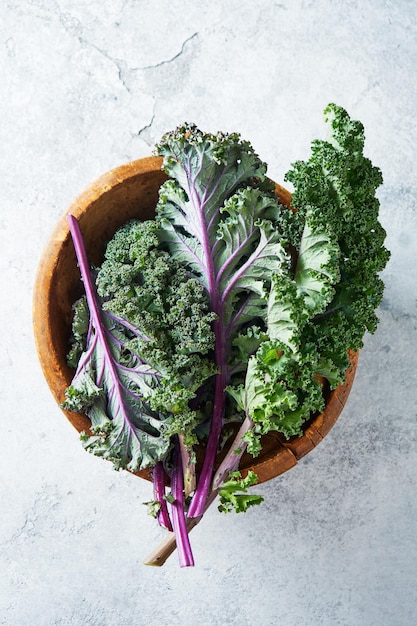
[286,103,390,383]
[63,216,170,472]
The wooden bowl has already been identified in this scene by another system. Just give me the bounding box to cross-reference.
[33,157,358,484]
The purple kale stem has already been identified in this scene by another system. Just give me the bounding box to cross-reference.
[153,462,173,532]
[170,438,195,567]
[187,320,227,518]
[181,166,229,519]
[166,152,263,520]
[67,214,144,447]
[143,416,255,568]
[142,488,218,567]
[144,414,255,567]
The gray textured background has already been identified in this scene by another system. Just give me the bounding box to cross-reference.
[1,1,416,625]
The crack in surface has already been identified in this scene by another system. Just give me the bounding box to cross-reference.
[75,36,134,94]
[19,2,199,99]
[139,32,199,70]
[73,28,198,96]
[135,112,157,146]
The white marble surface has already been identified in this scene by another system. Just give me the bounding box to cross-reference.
[1,1,416,624]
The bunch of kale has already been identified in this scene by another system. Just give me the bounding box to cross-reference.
[63,104,389,566]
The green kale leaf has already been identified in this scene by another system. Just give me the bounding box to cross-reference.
[218,470,264,513]
[285,103,390,384]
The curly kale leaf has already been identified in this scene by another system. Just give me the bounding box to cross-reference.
[226,202,340,440]
[218,470,264,514]
[63,216,170,472]
[95,219,218,441]
[66,296,90,368]
[294,216,341,317]
[228,342,324,441]
[285,103,390,384]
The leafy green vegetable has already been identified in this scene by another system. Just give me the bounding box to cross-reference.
[155,124,294,520]
[64,104,389,567]
[285,103,390,380]
[218,471,264,514]
[95,219,218,440]
[63,216,171,472]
